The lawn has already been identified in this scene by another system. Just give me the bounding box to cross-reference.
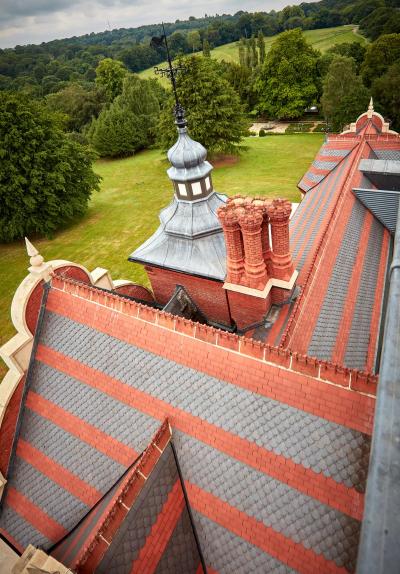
[139,25,367,84]
[0,134,323,375]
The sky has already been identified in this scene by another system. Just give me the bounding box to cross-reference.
[0,0,303,49]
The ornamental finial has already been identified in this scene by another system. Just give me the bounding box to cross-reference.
[25,237,51,279]
[368,97,374,118]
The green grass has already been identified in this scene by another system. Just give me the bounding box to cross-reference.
[0,134,323,375]
[139,25,367,84]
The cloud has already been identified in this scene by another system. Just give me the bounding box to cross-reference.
[0,0,299,49]
[1,0,79,23]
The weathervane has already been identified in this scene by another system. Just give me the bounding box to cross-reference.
[152,23,187,128]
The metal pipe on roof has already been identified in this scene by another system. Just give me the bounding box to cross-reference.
[356,203,400,574]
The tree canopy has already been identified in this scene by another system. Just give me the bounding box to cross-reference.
[372,61,400,131]
[45,83,106,132]
[256,29,319,119]
[321,56,370,132]
[0,0,391,95]
[95,58,127,102]
[362,33,400,86]
[360,6,400,40]
[157,55,248,155]
[0,92,100,242]
[88,74,162,157]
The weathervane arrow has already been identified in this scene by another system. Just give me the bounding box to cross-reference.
[152,22,187,127]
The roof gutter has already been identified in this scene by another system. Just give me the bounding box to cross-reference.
[356,203,400,573]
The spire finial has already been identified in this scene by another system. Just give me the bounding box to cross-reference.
[25,237,51,279]
[368,97,374,118]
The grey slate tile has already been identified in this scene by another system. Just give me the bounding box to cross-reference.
[192,510,296,574]
[308,200,366,361]
[175,432,361,570]
[40,310,370,489]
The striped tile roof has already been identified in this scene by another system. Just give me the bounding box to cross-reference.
[0,279,372,573]
[51,421,202,574]
[298,141,357,193]
[279,119,399,372]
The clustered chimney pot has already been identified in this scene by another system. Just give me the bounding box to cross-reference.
[218,196,295,289]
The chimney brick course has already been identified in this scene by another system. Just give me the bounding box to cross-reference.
[237,209,267,289]
[267,198,295,282]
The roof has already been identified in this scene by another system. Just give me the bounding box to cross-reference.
[356,200,400,574]
[353,188,400,234]
[163,285,208,323]
[130,109,228,280]
[51,421,203,573]
[129,192,227,280]
[0,274,375,573]
[359,158,400,191]
[273,106,400,373]
[298,140,357,193]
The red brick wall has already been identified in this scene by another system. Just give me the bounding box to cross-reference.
[227,290,271,329]
[0,377,25,477]
[113,284,155,303]
[145,266,232,326]
[26,282,45,335]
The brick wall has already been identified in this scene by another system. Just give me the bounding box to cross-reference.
[145,266,232,326]
[0,377,25,477]
[227,290,272,329]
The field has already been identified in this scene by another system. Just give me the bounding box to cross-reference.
[0,133,324,373]
[139,25,366,84]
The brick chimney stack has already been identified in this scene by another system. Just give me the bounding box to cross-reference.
[238,209,267,289]
[218,196,297,329]
[267,199,295,282]
[218,207,245,284]
[254,199,273,275]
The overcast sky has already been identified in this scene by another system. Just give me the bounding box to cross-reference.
[0,0,302,49]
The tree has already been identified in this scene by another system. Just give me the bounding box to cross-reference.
[362,33,400,86]
[256,29,319,119]
[187,30,201,52]
[238,38,246,67]
[284,17,305,30]
[346,0,384,24]
[95,58,127,102]
[257,30,266,64]
[46,83,107,132]
[327,42,366,73]
[360,7,400,41]
[280,5,305,27]
[250,35,258,67]
[372,62,400,131]
[321,56,370,132]
[0,92,100,242]
[219,61,259,111]
[88,74,160,157]
[245,39,252,68]
[168,32,189,57]
[157,56,248,155]
[202,38,211,57]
